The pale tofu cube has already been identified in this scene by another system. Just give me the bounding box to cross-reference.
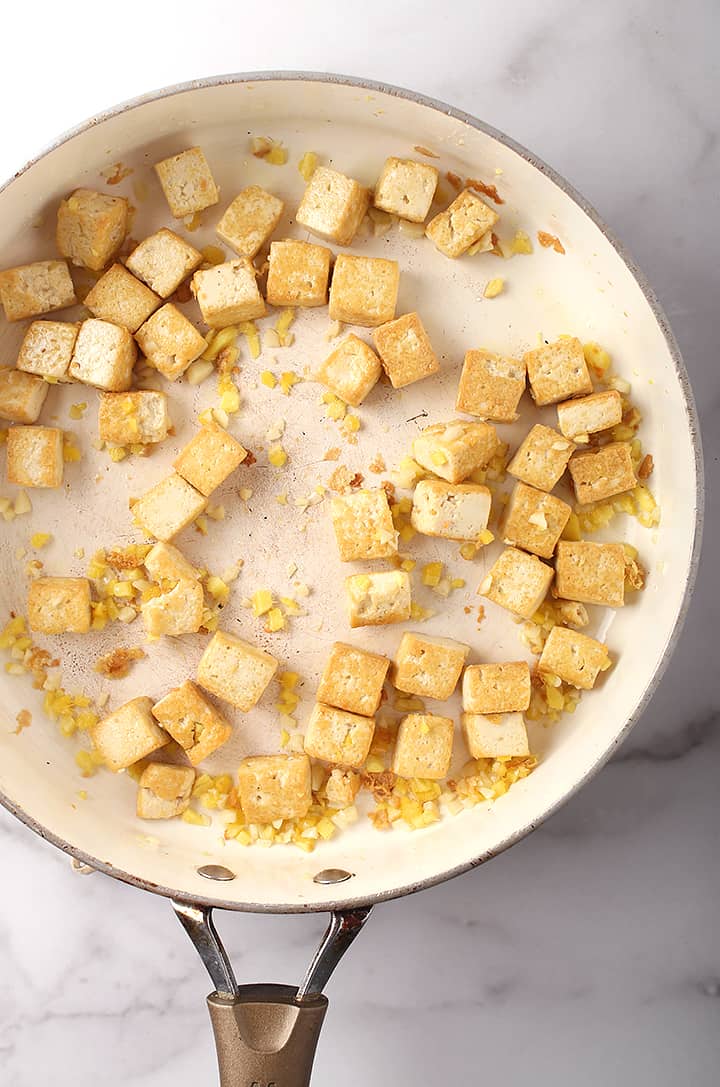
[538,626,611,690]
[507,424,575,492]
[125,228,203,298]
[330,488,398,561]
[16,321,79,381]
[425,189,499,258]
[152,680,232,766]
[56,188,128,271]
[265,240,331,308]
[394,632,469,700]
[345,570,411,628]
[173,422,247,496]
[98,390,170,446]
[462,661,531,714]
[296,166,370,246]
[478,546,553,618]
[374,157,439,222]
[412,420,499,483]
[69,318,137,391]
[411,479,491,541]
[132,473,207,542]
[0,369,48,423]
[557,389,623,441]
[372,311,439,388]
[217,186,285,258]
[316,641,390,716]
[462,711,529,758]
[7,425,63,488]
[91,696,169,772]
[144,541,199,583]
[316,334,382,406]
[502,481,572,558]
[135,303,207,381]
[154,147,219,219]
[456,349,526,422]
[324,768,361,809]
[197,630,278,711]
[568,442,637,504]
[237,754,312,823]
[524,337,593,406]
[392,712,454,779]
[303,703,375,769]
[192,259,265,328]
[85,263,161,333]
[554,540,626,607]
[136,763,195,820]
[142,578,204,637]
[0,260,76,322]
[329,254,400,327]
[27,576,91,634]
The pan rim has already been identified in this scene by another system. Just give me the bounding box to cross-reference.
[0,69,704,914]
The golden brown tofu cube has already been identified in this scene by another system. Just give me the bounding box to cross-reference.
[0,260,76,322]
[154,147,219,218]
[136,763,195,820]
[330,488,398,561]
[142,578,204,638]
[345,570,412,628]
[217,186,285,258]
[7,425,63,488]
[197,630,278,711]
[478,546,554,619]
[316,334,382,407]
[173,423,247,496]
[303,703,375,769]
[144,541,199,583]
[16,321,79,381]
[502,482,572,558]
[329,253,400,327]
[265,240,332,308]
[69,318,137,391]
[91,696,169,772]
[296,166,370,246]
[27,576,91,634]
[374,157,439,223]
[524,337,593,407]
[462,711,529,758]
[135,303,207,381]
[392,713,454,779]
[85,263,161,333]
[507,424,575,493]
[394,632,469,700]
[56,188,129,272]
[425,188,499,258]
[125,228,203,298]
[192,259,265,328]
[324,768,361,809]
[538,626,611,689]
[557,389,623,441]
[0,369,49,424]
[554,540,626,607]
[456,349,526,422]
[462,662,531,714]
[131,473,207,542]
[568,442,637,504]
[316,642,390,717]
[98,390,170,446]
[412,420,499,484]
[411,479,491,541]
[152,680,232,766]
[237,754,312,823]
[372,312,439,388]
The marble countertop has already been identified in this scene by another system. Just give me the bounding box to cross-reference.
[1,3,717,1084]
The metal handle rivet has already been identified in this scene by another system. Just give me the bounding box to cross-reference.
[197,864,236,881]
[313,868,352,885]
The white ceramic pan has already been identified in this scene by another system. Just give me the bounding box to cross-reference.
[0,73,703,1085]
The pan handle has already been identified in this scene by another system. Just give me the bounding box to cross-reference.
[173,902,372,1087]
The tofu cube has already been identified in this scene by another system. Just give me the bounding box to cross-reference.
[413,420,499,483]
[27,576,91,634]
[85,263,161,333]
[324,768,361,809]
[345,570,412,628]
[392,712,454,779]
[69,318,137,391]
[330,488,398,561]
[237,754,312,823]
[524,337,593,406]
[316,641,390,717]
[411,479,491,541]
[0,260,76,322]
[192,259,265,328]
[173,423,248,496]
[456,349,526,422]
[372,311,439,388]
[7,425,63,488]
[152,679,232,766]
[316,334,382,407]
[265,240,332,308]
[425,189,499,258]
[56,188,128,271]
[136,763,195,820]
[303,703,375,769]
[555,540,626,607]
[91,696,169,772]
[296,166,370,246]
[507,424,575,492]
[329,254,400,327]
[502,481,572,558]
[217,186,285,258]
[144,541,199,583]
[197,630,278,711]
[0,369,49,423]
[478,546,553,619]
[557,389,623,442]
[142,578,204,637]
[132,473,207,542]
[462,662,531,714]
[16,321,79,381]
[373,157,439,223]
[538,625,612,689]
[154,147,219,219]
[125,228,203,298]
[462,711,529,758]
[568,442,637,504]
[98,390,170,446]
[135,303,207,381]
[394,632,469,700]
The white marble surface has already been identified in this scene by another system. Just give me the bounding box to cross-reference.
[1,2,718,1083]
